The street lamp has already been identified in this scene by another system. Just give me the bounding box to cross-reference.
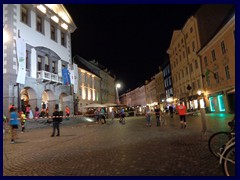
[198,90,207,135]
[116,83,121,104]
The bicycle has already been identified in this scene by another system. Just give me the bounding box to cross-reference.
[218,134,235,176]
[208,118,235,158]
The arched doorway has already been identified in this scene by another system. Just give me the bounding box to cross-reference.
[59,93,68,111]
[42,90,55,115]
[20,87,37,113]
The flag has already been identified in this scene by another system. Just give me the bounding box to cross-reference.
[73,64,79,94]
[62,67,70,85]
[16,38,26,84]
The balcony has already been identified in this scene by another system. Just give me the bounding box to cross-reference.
[37,70,63,85]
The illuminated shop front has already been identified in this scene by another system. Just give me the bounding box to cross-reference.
[209,94,226,112]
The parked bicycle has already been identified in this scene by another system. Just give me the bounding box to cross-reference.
[219,133,235,176]
[208,117,235,158]
[208,117,235,176]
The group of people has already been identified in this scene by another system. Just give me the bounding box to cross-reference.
[6,103,71,143]
[145,102,187,128]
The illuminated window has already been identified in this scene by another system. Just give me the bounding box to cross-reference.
[218,95,226,112]
[209,97,215,112]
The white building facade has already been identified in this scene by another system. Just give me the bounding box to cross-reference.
[3,4,77,115]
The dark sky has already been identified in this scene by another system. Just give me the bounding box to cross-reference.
[64,4,201,94]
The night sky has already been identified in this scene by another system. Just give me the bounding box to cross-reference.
[64,4,201,94]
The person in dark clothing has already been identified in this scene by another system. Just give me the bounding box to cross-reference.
[169,105,174,118]
[51,104,62,137]
[154,105,161,126]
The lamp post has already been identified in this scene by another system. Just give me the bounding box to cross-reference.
[197,90,207,135]
[116,83,121,104]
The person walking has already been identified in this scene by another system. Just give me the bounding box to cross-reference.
[51,104,62,137]
[169,105,174,118]
[65,105,70,120]
[154,105,161,126]
[19,111,26,133]
[9,107,19,143]
[176,102,187,128]
[34,106,40,118]
[145,106,151,127]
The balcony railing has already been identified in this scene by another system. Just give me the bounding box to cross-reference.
[37,70,63,85]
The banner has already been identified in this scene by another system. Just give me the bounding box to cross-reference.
[16,38,26,84]
[73,63,79,94]
[62,67,70,85]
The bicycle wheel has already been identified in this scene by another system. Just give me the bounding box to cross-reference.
[222,145,235,176]
[208,131,231,158]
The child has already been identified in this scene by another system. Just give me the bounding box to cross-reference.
[19,111,26,133]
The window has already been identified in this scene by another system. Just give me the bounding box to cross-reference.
[187,46,190,54]
[221,41,226,54]
[211,49,216,61]
[189,63,193,73]
[204,56,208,67]
[37,56,42,71]
[182,69,184,78]
[192,41,195,52]
[206,77,210,87]
[45,56,49,71]
[52,61,56,73]
[186,67,188,75]
[190,27,193,33]
[186,33,188,39]
[36,15,44,33]
[214,72,219,83]
[183,51,185,58]
[225,65,230,79]
[179,55,182,62]
[195,60,198,69]
[21,5,29,25]
[51,24,57,41]
[192,82,195,91]
[197,79,201,89]
[85,74,87,84]
[61,31,66,46]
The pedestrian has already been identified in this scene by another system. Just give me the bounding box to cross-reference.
[94,109,100,123]
[8,104,14,112]
[45,107,49,117]
[154,105,161,126]
[65,105,70,116]
[110,109,115,122]
[99,108,106,124]
[65,105,70,120]
[34,106,40,118]
[169,105,174,118]
[145,106,151,127]
[51,104,62,137]
[119,108,125,124]
[19,111,26,133]
[26,104,31,118]
[9,107,19,143]
[176,102,187,128]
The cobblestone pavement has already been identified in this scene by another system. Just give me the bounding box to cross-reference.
[3,113,234,176]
